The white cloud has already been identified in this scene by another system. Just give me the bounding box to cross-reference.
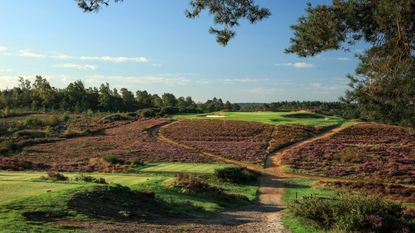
[0,75,19,89]
[0,68,12,73]
[86,74,190,86]
[306,82,344,94]
[275,62,314,68]
[0,46,7,53]
[54,63,97,70]
[80,56,148,63]
[224,78,269,84]
[248,87,278,95]
[18,49,45,58]
[50,52,73,60]
[336,57,351,61]
[151,63,162,67]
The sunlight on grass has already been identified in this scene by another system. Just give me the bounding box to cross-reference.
[173,112,345,126]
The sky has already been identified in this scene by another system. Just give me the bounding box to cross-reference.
[0,0,365,103]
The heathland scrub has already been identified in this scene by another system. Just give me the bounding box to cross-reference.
[281,178,335,233]
[173,112,345,127]
[0,163,258,232]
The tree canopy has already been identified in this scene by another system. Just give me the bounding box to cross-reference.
[287,0,415,127]
[75,0,270,46]
[0,77,237,114]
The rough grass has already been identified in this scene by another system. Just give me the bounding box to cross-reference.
[173,112,345,126]
[0,162,257,232]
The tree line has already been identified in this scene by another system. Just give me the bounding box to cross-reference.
[0,76,240,114]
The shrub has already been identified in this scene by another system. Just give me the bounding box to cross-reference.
[22,118,44,128]
[74,174,107,184]
[333,147,367,163]
[159,107,179,115]
[100,114,129,123]
[215,167,259,184]
[289,193,414,232]
[63,112,71,121]
[131,159,144,167]
[46,171,68,181]
[102,154,125,165]
[13,130,48,138]
[126,112,137,117]
[172,173,224,194]
[0,140,20,154]
[137,108,160,118]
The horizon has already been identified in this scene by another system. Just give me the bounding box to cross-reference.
[0,0,364,102]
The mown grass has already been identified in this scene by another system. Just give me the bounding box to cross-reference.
[136,162,232,174]
[173,112,345,126]
[0,162,257,232]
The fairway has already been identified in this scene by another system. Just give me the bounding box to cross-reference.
[138,162,232,174]
[173,112,344,126]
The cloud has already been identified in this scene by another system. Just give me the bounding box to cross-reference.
[50,52,73,60]
[0,68,13,73]
[275,62,314,68]
[54,63,97,70]
[80,56,148,63]
[0,46,7,53]
[0,75,19,89]
[224,78,269,84]
[86,74,190,86]
[18,49,45,58]
[306,82,345,94]
[336,57,351,61]
[151,63,162,67]
[247,87,278,95]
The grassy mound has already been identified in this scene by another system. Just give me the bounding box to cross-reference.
[68,184,204,220]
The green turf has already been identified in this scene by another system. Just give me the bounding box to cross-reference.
[137,162,233,174]
[0,162,257,232]
[173,111,345,126]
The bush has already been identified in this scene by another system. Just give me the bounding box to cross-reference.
[172,173,224,194]
[100,114,129,123]
[137,108,160,118]
[102,154,125,165]
[0,140,20,154]
[22,118,44,128]
[215,167,259,184]
[289,193,414,232]
[131,159,144,167]
[126,112,137,117]
[13,130,48,138]
[159,107,179,115]
[74,174,107,184]
[45,171,68,181]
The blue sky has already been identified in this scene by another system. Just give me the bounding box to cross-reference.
[0,0,364,102]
